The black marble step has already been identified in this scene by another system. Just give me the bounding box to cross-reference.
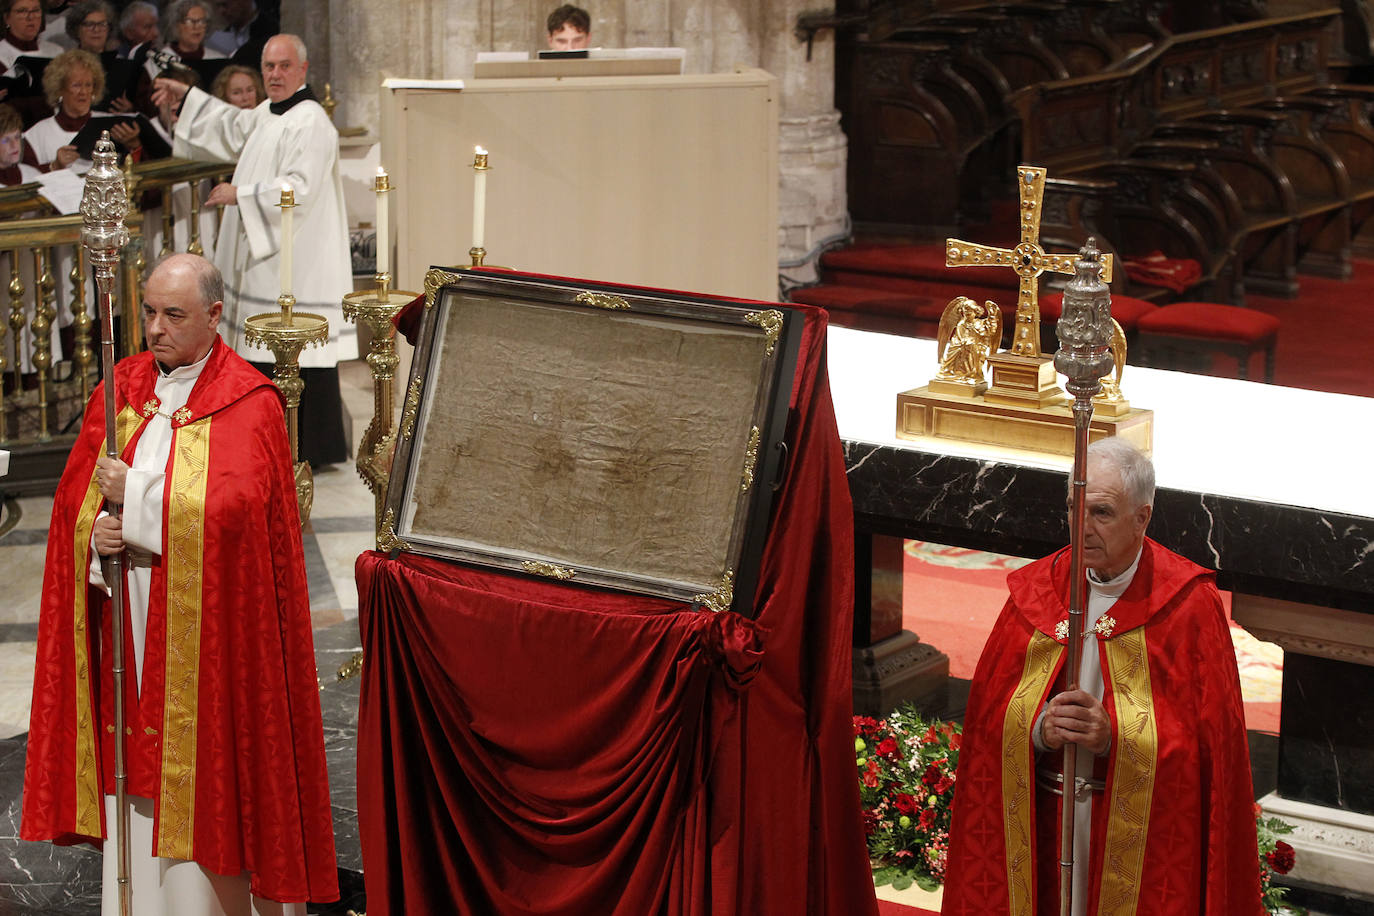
[0,620,366,914]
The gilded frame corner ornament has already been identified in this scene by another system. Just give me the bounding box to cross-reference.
[740,426,761,492]
[521,560,576,580]
[398,377,423,441]
[574,291,631,311]
[692,569,735,614]
[424,269,461,311]
[745,309,784,356]
[377,508,409,553]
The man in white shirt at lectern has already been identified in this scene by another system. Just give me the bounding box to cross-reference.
[546,4,590,50]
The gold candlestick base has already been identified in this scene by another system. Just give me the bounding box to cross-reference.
[342,285,420,547]
[469,246,486,267]
[244,299,329,523]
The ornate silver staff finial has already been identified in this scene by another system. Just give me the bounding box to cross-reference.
[1053,238,1115,398]
[79,132,130,272]
[1049,236,1117,916]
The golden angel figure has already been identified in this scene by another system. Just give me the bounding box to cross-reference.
[1096,317,1127,403]
[936,296,1002,383]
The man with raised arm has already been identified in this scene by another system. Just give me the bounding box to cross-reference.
[151,33,352,467]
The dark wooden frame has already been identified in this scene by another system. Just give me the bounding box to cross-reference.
[382,268,801,618]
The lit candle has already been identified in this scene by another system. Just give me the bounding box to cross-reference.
[472,146,489,250]
[279,183,295,297]
[374,166,390,279]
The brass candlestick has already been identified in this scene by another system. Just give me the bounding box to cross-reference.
[342,280,419,547]
[244,188,328,523]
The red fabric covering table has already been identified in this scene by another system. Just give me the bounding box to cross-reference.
[357,304,879,915]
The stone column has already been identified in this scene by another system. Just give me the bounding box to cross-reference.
[292,0,481,132]
[761,0,848,289]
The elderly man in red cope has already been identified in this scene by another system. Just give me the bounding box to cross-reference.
[22,253,337,915]
[942,437,1262,916]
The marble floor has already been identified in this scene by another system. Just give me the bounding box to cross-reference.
[0,357,381,914]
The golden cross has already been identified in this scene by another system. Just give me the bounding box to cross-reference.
[944,165,1113,358]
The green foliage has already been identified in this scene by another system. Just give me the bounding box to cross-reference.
[854,706,960,890]
[856,709,1303,916]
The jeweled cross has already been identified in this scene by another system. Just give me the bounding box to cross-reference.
[944,165,1113,358]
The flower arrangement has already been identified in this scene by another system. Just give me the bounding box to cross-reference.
[855,709,1301,913]
[1255,805,1299,914]
[853,705,959,891]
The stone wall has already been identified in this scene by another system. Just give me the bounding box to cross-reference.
[283,0,847,287]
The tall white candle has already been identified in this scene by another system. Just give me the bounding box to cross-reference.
[279,183,294,297]
[472,146,489,250]
[375,167,390,278]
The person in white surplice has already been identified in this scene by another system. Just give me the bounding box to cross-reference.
[150,33,354,466]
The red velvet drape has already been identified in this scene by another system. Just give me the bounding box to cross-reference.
[356,304,878,915]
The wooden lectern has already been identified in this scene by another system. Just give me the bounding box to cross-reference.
[379,68,779,302]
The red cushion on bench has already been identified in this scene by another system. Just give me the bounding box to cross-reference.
[822,243,1015,289]
[1038,291,1159,327]
[1137,302,1280,343]
[790,284,947,320]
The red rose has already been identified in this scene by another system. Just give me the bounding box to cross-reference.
[861,808,878,837]
[919,807,937,829]
[1267,840,1295,875]
[877,737,900,759]
[922,764,941,787]
[862,759,881,788]
[936,776,955,795]
[894,793,919,815]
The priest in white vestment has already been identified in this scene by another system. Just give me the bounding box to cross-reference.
[152,33,354,465]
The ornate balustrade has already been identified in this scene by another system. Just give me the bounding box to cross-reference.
[0,157,233,494]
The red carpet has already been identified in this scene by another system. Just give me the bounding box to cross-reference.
[1244,258,1374,397]
[902,542,1282,734]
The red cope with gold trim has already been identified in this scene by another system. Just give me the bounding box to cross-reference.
[942,539,1263,916]
[21,338,338,904]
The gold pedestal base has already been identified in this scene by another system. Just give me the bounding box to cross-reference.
[928,376,988,398]
[896,386,1153,457]
[984,353,1066,408]
[1090,395,1132,418]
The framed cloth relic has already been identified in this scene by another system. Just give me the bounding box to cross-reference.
[381,269,802,618]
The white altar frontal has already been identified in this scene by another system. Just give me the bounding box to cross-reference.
[829,325,1374,901]
[829,327,1374,520]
